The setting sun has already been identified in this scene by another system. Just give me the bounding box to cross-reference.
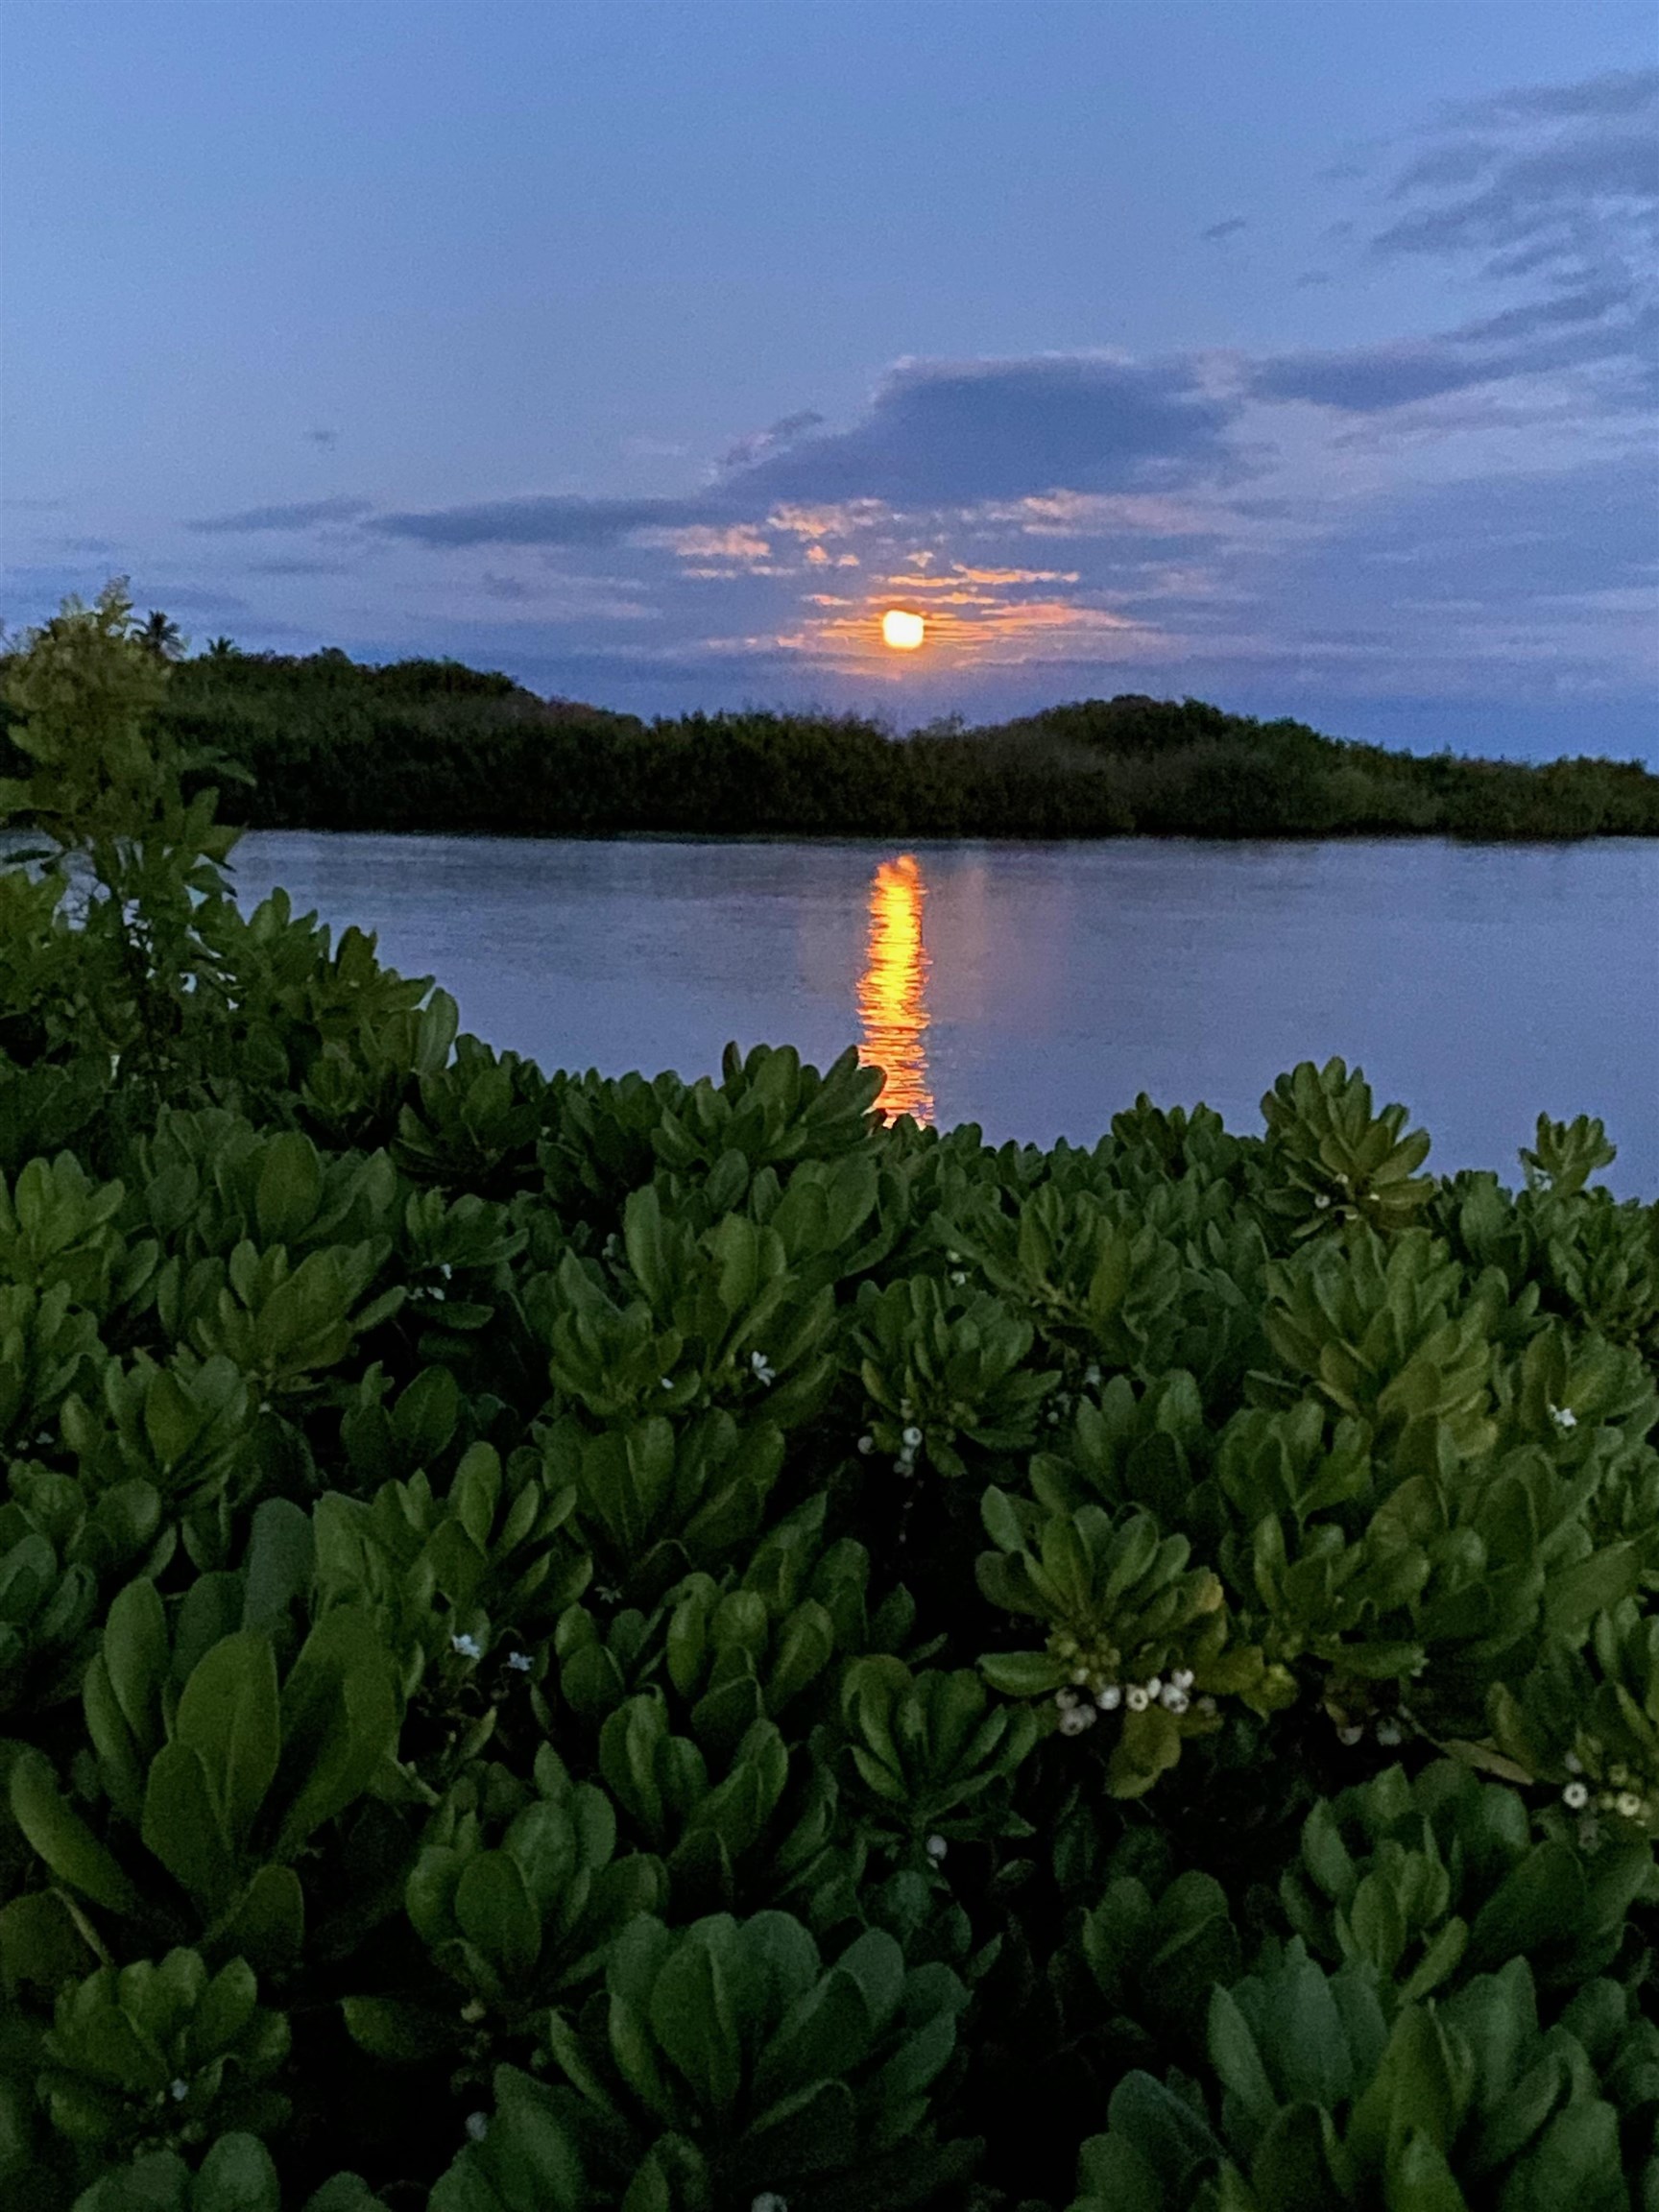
[880,608,926,651]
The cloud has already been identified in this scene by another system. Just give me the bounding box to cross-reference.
[720,352,1247,510]
[634,524,772,563]
[718,410,826,471]
[1201,217,1248,242]
[369,494,709,548]
[244,557,353,576]
[1375,67,1657,290]
[190,495,373,534]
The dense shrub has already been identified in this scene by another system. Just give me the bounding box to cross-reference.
[8,594,1655,842]
[0,585,1655,2208]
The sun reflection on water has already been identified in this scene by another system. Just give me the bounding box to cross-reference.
[857,853,933,1123]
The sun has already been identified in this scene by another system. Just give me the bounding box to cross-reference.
[881,609,926,651]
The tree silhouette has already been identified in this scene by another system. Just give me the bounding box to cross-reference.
[135,609,187,661]
[203,636,239,661]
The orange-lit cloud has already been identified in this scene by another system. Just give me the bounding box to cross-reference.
[637,523,773,561]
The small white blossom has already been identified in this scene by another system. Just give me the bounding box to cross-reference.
[429,1286,446,1303]
[750,1350,776,1385]
[506,1651,533,1672]
[950,1270,968,1286]
[1144,1676,1162,1700]
[1095,1684,1122,1712]
[946,1251,962,1265]
[1161,1685,1190,1714]
[902,1425,923,1449]
[1314,1194,1332,1211]
[1070,1665,1092,1686]
[1563,1781,1590,1810]
[661,1376,675,1390]
[438,1262,454,1281]
[857,1433,875,1454]
[1170,1669,1194,1692]
[1125,1686,1151,1714]
[1058,1704,1096,1736]
[1616,1791,1643,1819]
[1336,1723,1364,1746]
[466,2112,490,2143]
[450,1632,483,1661]
[1083,1364,1102,1388]
[595,1583,621,1604]
[170,2079,189,2104]
[1551,1404,1577,1431]
[1375,1719,1404,1747]
[1564,1751,1583,1773]
[1055,1687,1079,1710]
[753,2194,789,2212]
[925,1834,949,1863]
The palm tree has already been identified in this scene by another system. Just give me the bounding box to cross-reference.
[134,610,187,661]
[203,636,239,661]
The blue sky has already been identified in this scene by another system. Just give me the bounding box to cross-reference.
[3,2,1655,759]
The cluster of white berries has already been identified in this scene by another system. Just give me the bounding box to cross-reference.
[1055,1666,1199,1736]
[750,1349,776,1386]
[1561,1752,1649,1822]
[896,1423,924,1475]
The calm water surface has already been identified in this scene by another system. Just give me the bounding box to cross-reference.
[229,833,1658,1200]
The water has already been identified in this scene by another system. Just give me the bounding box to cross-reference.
[227,832,1659,1200]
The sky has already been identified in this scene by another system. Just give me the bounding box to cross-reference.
[2,1,1656,760]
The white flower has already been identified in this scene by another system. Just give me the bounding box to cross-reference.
[945,1251,962,1265]
[1055,1688,1078,1710]
[950,1270,968,1286]
[1314,1194,1332,1210]
[857,1433,875,1454]
[1615,1791,1643,1819]
[1564,1751,1583,1773]
[1563,1781,1590,1810]
[506,1651,533,1672]
[1161,1685,1190,1714]
[1336,1723,1363,1746]
[1375,1719,1403,1747]
[750,1350,776,1385]
[902,1425,923,1449]
[429,1286,446,1303]
[466,2113,490,2143]
[438,1262,454,1281]
[170,2079,189,2103]
[450,1632,483,1661]
[1083,1364,1102,1388]
[1170,1669,1194,1692]
[1125,1686,1151,1714]
[1144,1676,1162,1700]
[1058,1704,1096,1736]
[925,1834,949,1862]
[752,2194,789,2212]
[661,1376,675,1390]
[1551,1404,1577,1431]
[1095,1684,1122,1712]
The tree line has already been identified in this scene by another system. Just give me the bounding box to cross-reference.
[4,595,1655,841]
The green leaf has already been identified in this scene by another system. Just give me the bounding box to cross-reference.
[174,1632,281,1853]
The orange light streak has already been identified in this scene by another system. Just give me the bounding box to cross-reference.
[856,854,933,1123]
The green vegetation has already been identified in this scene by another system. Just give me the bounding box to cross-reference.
[0,583,1655,2209]
[6,583,1654,840]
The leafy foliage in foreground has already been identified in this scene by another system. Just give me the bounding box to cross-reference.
[7,589,1655,841]
[0,585,1655,2208]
